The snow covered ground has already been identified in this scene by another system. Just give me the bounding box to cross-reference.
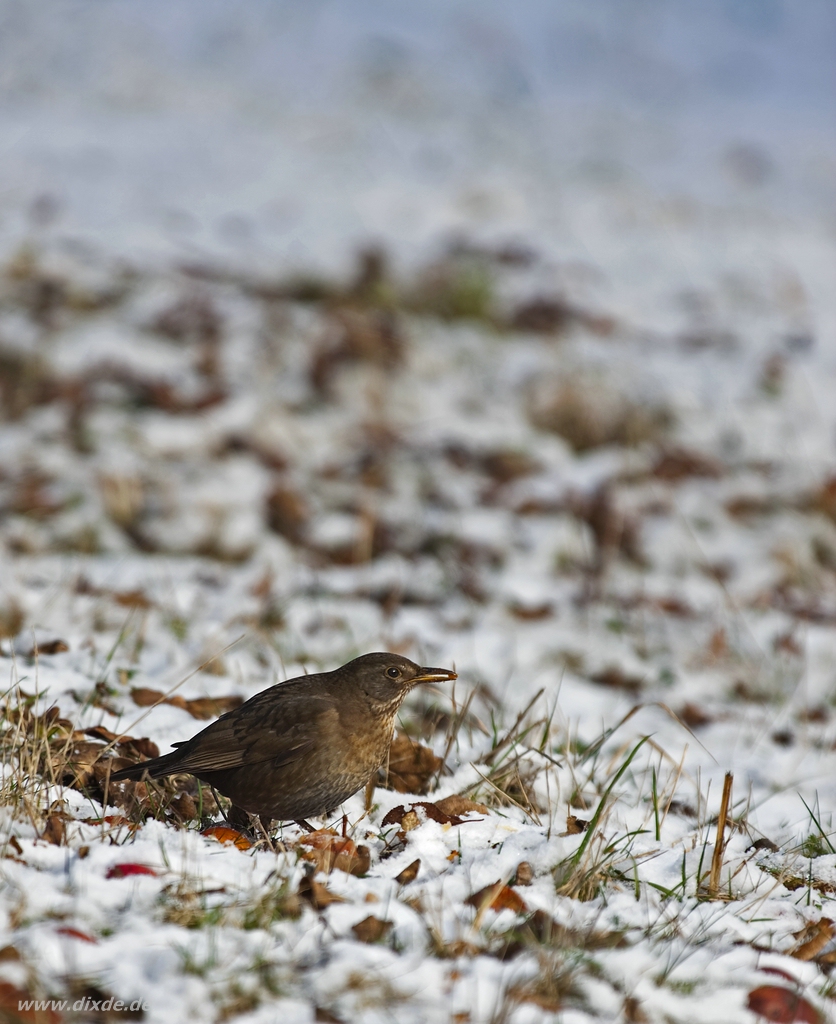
[1,2,836,1022]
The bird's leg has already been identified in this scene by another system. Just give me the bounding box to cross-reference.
[364,776,376,813]
[341,814,347,838]
[294,819,316,833]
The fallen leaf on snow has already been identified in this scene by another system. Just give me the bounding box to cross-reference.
[433,795,488,817]
[201,825,253,850]
[41,813,65,846]
[466,881,528,915]
[383,732,443,793]
[791,918,835,961]
[395,859,421,885]
[56,926,97,943]
[514,861,533,886]
[746,986,820,1023]
[381,801,468,828]
[130,687,244,719]
[106,863,158,879]
[351,915,392,943]
[298,874,346,910]
[297,830,370,875]
[563,815,590,835]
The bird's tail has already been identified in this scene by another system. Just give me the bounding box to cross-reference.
[109,750,183,782]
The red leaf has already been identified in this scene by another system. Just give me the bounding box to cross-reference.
[57,926,97,943]
[106,863,157,879]
[746,986,820,1024]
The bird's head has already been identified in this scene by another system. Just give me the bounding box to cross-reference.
[342,652,457,708]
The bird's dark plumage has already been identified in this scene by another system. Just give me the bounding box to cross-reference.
[110,652,456,825]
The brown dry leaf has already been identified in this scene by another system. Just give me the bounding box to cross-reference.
[746,986,820,1024]
[651,446,724,482]
[434,795,488,817]
[41,814,65,846]
[381,802,467,828]
[679,703,713,729]
[169,793,197,821]
[351,915,392,944]
[129,687,243,720]
[384,732,443,793]
[298,874,346,910]
[111,588,153,609]
[466,881,528,915]
[179,695,244,720]
[623,996,649,1023]
[588,667,644,694]
[514,861,533,886]
[297,830,370,876]
[564,815,590,835]
[201,825,253,851]
[791,918,835,961]
[395,859,421,885]
[266,485,309,544]
[32,638,69,655]
[130,686,167,707]
[507,600,553,621]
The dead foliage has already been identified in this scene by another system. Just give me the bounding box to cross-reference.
[466,881,528,916]
[0,601,25,640]
[351,916,392,944]
[130,687,244,720]
[296,830,370,876]
[529,377,672,453]
[507,599,554,621]
[503,951,581,1013]
[499,909,626,960]
[310,307,403,396]
[513,861,533,886]
[510,295,615,336]
[563,815,590,836]
[678,703,714,729]
[381,801,472,830]
[650,445,724,482]
[569,483,645,573]
[394,859,421,885]
[380,733,443,794]
[201,826,253,851]
[791,918,836,963]
[0,689,214,831]
[587,667,644,695]
[297,872,346,910]
[746,985,820,1024]
[265,484,309,544]
[810,475,836,523]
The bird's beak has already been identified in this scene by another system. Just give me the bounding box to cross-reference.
[413,666,457,685]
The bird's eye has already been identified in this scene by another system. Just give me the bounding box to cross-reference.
[387,666,401,678]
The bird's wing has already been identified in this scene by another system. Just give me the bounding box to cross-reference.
[167,685,334,775]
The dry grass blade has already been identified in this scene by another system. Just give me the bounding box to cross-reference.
[707,772,733,898]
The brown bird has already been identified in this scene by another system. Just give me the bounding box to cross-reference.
[110,652,456,830]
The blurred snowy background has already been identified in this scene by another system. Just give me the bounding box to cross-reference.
[2,4,836,1023]
[1,0,833,266]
